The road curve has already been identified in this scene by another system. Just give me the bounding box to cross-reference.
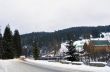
[4,60,90,72]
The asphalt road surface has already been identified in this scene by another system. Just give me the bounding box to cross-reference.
[1,60,91,72]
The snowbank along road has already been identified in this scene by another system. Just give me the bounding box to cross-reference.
[0,59,90,72]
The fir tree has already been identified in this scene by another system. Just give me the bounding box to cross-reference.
[32,41,39,60]
[2,25,14,59]
[100,34,104,38]
[91,29,100,38]
[66,40,79,61]
[13,30,22,58]
[0,33,3,59]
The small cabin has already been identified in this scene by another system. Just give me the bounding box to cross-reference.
[83,40,110,61]
[87,40,110,53]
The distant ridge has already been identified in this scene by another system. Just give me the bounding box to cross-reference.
[21,25,110,46]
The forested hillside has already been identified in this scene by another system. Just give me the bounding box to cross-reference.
[21,25,110,52]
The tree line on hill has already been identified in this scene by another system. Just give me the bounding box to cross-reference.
[21,25,110,56]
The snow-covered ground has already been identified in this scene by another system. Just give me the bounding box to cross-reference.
[59,43,68,53]
[0,59,18,72]
[25,59,110,72]
[0,59,109,72]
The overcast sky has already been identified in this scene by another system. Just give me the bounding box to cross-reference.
[0,0,110,34]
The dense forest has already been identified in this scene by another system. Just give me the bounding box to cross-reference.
[21,25,110,45]
[21,25,110,54]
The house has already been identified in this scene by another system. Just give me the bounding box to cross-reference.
[85,40,110,54]
[74,38,110,61]
[83,40,110,61]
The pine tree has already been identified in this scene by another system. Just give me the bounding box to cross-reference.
[83,33,90,39]
[0,33,3,59]
[100,34,104,38]
[2,25,14,59]
[32,41,39,60]
[66,40,79,61]
[13,30,22,58]
[91,29,100,38]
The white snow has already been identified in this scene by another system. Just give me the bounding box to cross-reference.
[102,32,110,40]
[0,59,18,72]
[25,59,110,72]
[74,39,90,52]
[59,43,68,53]
[0,59,109,72]
[59,39,90,53]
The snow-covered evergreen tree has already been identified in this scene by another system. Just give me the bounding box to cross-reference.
[66,40,79,61]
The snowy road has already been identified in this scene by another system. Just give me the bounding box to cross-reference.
[0,60,90,72]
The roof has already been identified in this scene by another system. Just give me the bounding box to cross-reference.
[91,40,110,46]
